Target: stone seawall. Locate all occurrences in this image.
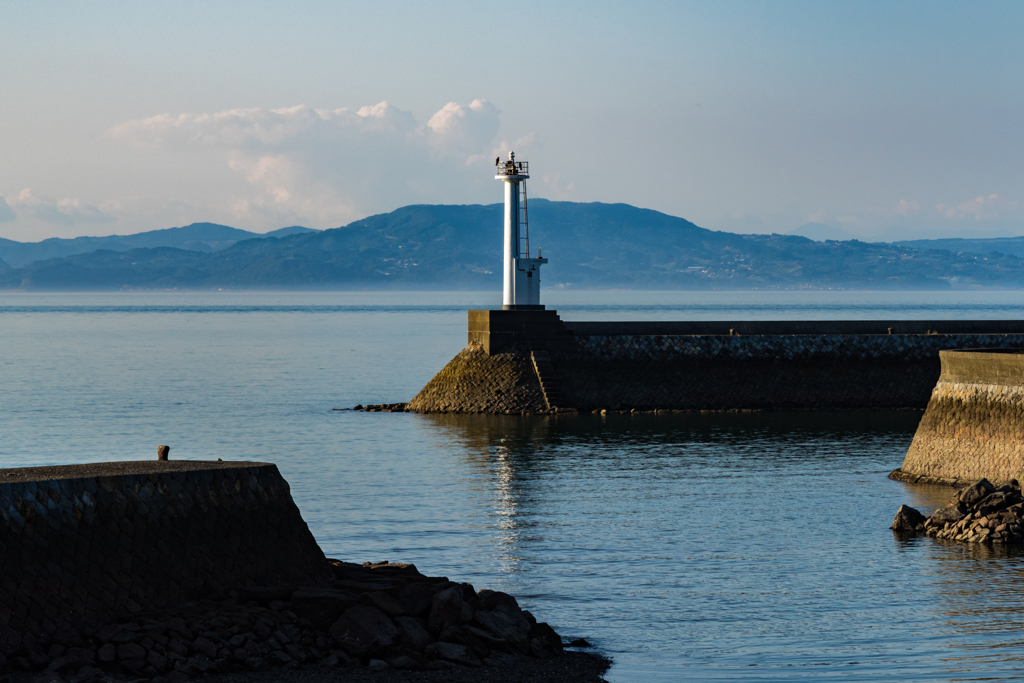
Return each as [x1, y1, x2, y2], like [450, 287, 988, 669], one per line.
[408, 345, 546, 414]
[409, 311, 1024, 414]
[557, 333, 1024, 412]
[898, 350, 1024, 483]
[0, 461, 330, 656]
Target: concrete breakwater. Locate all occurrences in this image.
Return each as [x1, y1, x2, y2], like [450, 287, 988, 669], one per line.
[408, 311, 1024, 414]
[893, 349, 1024, 484]
[0, 461, 588, 679]
[0, 460, 329, 656]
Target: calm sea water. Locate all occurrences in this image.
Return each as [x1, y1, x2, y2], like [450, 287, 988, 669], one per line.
[4, 290, 1024, 681]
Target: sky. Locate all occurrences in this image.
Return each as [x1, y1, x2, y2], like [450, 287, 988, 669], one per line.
[1, 1, 1022, 242]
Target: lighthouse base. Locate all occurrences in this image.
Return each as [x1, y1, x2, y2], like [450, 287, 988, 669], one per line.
[502, 304, 546, 311]
[468, 309, 576, 355]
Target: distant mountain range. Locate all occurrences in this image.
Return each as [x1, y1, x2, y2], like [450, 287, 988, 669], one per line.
[0, 224, 317, 268]
[786, 225, 1024, 259]
[2, 200, 1024, 290]
[786, 222, 863, 242]
[893, 237, 1024, 260]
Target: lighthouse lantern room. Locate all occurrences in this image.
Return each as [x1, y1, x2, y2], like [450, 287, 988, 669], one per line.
[495, 151, 547, 310]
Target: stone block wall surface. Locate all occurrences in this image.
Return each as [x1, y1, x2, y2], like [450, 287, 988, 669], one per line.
[407, 344, 546, 414]
[409, 331, 1024, 414]
[0, 461, 330, 655]
[559, 333, 1024, 412]
[570, 332, 1024, 362]
[901, 350, 1024, 482]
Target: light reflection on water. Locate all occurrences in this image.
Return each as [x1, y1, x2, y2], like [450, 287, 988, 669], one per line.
[4, 291, 1024, 680]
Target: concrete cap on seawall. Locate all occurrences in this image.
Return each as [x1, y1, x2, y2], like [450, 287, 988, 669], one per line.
[0, 459, 272, 483]
[938, 348, 1024, 386]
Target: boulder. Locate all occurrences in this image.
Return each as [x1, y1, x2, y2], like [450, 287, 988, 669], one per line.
[187, 654, 214, 673]
[484, 651, 520, 667]
[121, 658, 147, 673]
[329, 616, 375, 657]
[147, 650, 168, 672]
[529, 622, 564, 654]
[463, 624, 507, 650]
[433, 641, 482, 667]
[194, 636, 219, 660]
[929, 504, 967, 525]
[329, 605, 397, 657]
[474, 609, 530, 653]
[97, 644, 116, 663]
[362, 591, 407, 617]
[959, 479, 995, 507]
[530, 637, 557, 659]
[388, 655, 419, 670]
[977, 490, 1021, 512]
[236, 586, 296, 605]
[45, 651, 93, 674]
[427, 587, 464, 636]
[244, 656, 267, 671]
[117, 643, 146, 661]
[394, 616, 431, 651]
[399, 584, 435, 617]
[476, 590, 521, 614]
[891, 504, 927, 531]
[290, 588, 358, 631]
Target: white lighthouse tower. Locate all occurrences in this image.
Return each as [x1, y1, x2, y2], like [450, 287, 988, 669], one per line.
[495, 151, 547, 309]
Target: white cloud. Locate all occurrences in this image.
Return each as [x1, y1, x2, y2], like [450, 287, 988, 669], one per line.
[110, 100, 512, 227]
[8, 189, 116, 226]
[110, 103, 418, 150]
[937, 193, 1018, 221]
[466, 133, 540, 169]
[895, 199, 920, 215]
[426, 99, 501, 157]
[227, 154, 296, 204]
[489, 133, 536, 162]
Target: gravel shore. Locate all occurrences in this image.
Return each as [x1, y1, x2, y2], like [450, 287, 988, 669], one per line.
[204, 651, 611, 683]
[13, 651, 611, 683]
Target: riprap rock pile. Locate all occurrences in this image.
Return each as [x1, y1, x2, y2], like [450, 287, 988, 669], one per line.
[6, 559, 568, 681]
[891, 478, 1024, 545]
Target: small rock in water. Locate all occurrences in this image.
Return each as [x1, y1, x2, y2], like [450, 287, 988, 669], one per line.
[891, 504, 927, 531]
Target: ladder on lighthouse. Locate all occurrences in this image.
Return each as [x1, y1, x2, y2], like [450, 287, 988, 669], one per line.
[518, 181, 530, 258]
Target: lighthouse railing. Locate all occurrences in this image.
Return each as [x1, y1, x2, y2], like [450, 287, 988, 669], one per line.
[495, 161, 528, 176]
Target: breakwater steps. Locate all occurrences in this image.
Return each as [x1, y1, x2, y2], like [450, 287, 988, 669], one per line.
[530, 349, 566, 411]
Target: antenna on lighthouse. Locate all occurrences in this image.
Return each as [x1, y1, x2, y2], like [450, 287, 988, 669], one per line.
[495, 151, 548, 310]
